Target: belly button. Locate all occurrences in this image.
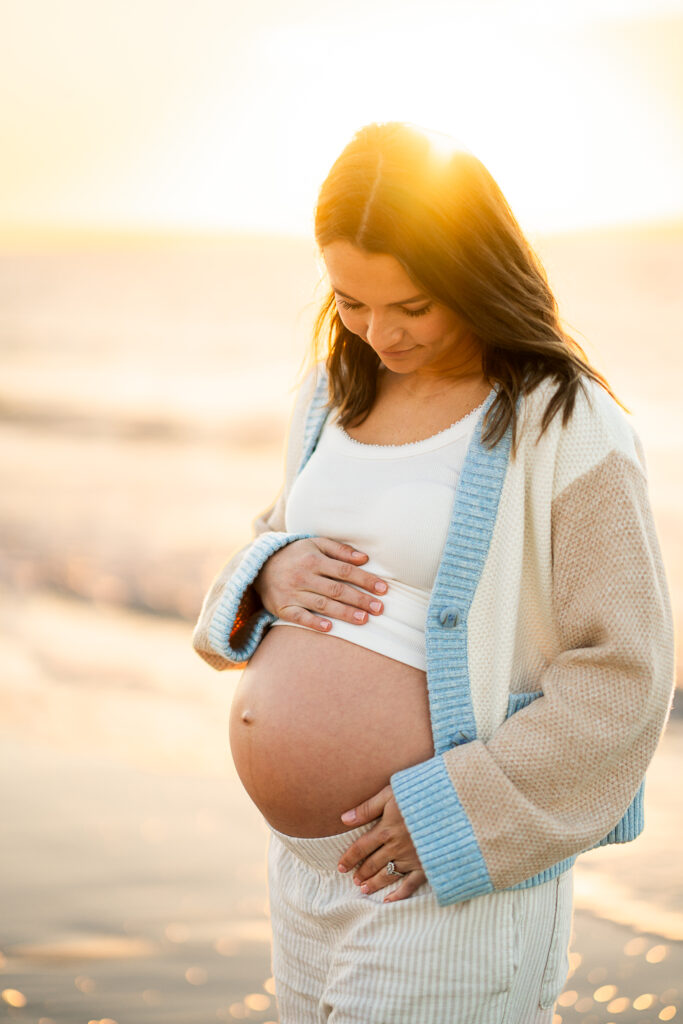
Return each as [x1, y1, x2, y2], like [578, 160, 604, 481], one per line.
[241, 709, 255, 725]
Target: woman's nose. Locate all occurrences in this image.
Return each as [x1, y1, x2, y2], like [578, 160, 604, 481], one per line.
[365, 312, 403, 347]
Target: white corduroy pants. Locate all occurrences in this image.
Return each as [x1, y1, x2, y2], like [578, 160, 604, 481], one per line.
[265, 818, 573, 1024]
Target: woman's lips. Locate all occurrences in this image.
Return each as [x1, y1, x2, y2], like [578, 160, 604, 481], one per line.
[380, 346, 415, 356]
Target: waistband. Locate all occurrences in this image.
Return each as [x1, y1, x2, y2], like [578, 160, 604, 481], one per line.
[266, 816, 382, 871]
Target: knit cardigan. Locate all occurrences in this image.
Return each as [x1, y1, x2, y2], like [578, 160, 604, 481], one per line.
[192, 361, 675, 907]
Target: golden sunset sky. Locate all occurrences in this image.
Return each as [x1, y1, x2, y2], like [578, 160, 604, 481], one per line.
[2, 0, 682, 237]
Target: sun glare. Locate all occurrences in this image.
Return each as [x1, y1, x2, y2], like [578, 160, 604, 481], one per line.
[0, 1, 681, 236]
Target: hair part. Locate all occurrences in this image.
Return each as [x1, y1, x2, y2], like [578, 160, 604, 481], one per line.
[298, 120, 627, 457]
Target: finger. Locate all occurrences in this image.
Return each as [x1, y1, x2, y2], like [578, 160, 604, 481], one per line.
[352, 847, 392, 885]
[279, 583, 381, 633]
[357, 869, 426, 900]
[323, 555, 389, 598]
[337, 819, 387, 874]
[312, 538, 369, 566]
[357, 864, 406, 895]
[303, 578, 385, 626]
[312, 540, 389, 597]
[381, 871, 428, 903]
[278, 603, 334, 633]
[340, 786, 393, 826]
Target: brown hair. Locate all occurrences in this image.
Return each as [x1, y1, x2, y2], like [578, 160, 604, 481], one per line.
[298, 120, 626, 457]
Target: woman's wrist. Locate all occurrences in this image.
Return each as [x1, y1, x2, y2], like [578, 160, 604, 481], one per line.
[252, 568, 265, 599]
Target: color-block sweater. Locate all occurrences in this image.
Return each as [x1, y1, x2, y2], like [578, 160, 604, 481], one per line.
[192, 361, 676, 907]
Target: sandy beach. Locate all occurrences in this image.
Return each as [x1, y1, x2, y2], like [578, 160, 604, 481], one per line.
[1, 227, 681, 1022]
[0, 582, 681, 1023]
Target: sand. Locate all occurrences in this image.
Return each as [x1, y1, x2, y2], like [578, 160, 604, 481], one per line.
[0, 583, 681, 1023]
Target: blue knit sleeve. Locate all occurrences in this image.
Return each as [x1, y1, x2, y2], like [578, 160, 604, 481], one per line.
[206, 529, 317, 664]
[390, 753, 494, 906]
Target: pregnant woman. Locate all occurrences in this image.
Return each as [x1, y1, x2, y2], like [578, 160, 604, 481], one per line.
[192, 122, 675, 1023]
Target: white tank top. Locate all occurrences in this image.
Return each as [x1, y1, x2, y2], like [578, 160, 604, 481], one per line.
[269, 394, 490, 670]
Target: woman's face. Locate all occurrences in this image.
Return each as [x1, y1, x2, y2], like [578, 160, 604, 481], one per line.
[321, 240, 481, 380]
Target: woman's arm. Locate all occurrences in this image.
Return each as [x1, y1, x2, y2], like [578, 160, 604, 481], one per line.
[389, 397, 676, 907]
[191, 362, 322, 671]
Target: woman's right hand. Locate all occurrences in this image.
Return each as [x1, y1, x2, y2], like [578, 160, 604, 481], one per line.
[252, 537, 388, 632]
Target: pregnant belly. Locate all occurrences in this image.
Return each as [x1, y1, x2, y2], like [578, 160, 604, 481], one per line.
[229, 623, 435, 838]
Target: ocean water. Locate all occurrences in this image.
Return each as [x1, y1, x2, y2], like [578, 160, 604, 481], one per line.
[1, 225, 681, 629]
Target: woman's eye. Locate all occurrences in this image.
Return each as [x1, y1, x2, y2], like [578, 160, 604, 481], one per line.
[337, 299, 433, 318]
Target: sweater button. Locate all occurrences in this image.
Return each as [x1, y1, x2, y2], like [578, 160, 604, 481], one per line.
[438, 607, 460, 628]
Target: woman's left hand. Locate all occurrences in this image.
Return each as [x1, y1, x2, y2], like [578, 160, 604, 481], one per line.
[337, 784, 428, 902]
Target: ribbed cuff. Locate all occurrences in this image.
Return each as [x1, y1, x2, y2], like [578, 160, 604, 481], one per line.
[207, 530, 315, 663]
[390, 752, 493, 907]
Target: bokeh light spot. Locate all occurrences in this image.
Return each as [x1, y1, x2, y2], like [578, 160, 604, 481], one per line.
[624, 936, 650, 956]
[185, 966, 208, 985]
[75, 975, 96, 993]
[607, 996, 631, 1013]
[557, 990, 578, 1007]
[244, 992, 270, 1011]
[594, 984, 619, 1002]
[634, 994, 657, 1010]
[2, 989, 27, 1008]
[568, 951, 582, 975]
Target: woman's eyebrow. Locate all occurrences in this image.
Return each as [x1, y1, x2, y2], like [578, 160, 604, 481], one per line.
[332, 287, 428, 306]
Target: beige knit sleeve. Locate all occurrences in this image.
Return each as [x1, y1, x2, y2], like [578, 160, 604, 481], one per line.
[191, 361, 322, 671]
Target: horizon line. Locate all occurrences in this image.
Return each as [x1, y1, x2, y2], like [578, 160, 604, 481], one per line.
[1, 214, 683, 248]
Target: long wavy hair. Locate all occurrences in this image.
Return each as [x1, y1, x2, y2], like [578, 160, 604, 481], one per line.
[299, 120, 625, 457]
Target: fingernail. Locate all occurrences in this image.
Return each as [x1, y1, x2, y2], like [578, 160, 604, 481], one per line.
[374, 581, 387, 593]
[352, 550, 365, 558]
[338, 863, 347, 873]
[369, 601, 382, 613]
[341, 810, 356, 823]
[360, 884, 369, 894]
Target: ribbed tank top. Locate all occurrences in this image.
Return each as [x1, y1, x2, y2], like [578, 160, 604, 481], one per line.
[269, 392, 493, 670]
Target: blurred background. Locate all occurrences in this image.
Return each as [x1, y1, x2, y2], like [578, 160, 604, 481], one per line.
[1, 1, 682, 1022]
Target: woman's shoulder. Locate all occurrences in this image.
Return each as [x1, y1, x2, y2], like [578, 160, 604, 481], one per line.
[286, 360, 328, 428]
[279, 360, 329, 477]
[519, 373, 647, 486]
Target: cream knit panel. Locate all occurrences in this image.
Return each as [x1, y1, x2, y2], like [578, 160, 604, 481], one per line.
[467, 375, 647, 744]
[548, 375, 645, 497]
